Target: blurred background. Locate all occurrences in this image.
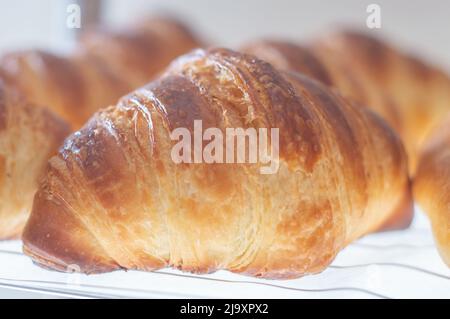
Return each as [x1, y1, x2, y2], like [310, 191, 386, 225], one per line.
[0, 0, 449, 69]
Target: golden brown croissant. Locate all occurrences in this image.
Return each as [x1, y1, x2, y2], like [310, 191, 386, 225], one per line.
[242, 32, 450, 174]
[414, 116, 450, 267]
[22, 48, 411, 278]
[0, 83, 70, 239]
[0, 17, 201, 128]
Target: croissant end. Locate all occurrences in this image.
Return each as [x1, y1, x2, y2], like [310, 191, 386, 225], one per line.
[22, 177, 120, 274]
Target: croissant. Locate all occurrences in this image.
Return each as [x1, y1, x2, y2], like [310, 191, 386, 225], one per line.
[0, 83, 70, 239]
[241, 32, 450, 174]
[0, 17, 201, 128]
[22, 48, 411, 278]
[0, 50, 130, 128]
[79, 16, 202, 88]
[414, 116, 450, 267]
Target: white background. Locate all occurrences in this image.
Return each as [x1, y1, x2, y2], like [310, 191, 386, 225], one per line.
[0, 0, 449, 68]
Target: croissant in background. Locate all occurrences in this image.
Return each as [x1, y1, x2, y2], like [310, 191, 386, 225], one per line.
[0, 83, 70, 239]
[80, 16, 203, 88]
[23, 48, 411, 278]
[414, 116, 450, 267]
[0, 16, 201, 128]
[0, 50, 130, 128]
[242, 31, 450, 174]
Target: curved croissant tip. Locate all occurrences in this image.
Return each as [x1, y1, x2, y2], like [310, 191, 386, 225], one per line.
[22, 185, 120, 274]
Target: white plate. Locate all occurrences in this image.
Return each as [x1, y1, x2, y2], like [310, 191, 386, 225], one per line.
[0, 207, 448, 299]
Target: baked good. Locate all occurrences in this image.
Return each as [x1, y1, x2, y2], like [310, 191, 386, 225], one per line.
[80, 16, 202, 88]
[414, 115, 450, 267]
[0, 17, 201, 128]
[22, 49, 411, 278]
[0, 50, 130, 128]
[242, 32, 450, 173]
[0, 83, 70, 239]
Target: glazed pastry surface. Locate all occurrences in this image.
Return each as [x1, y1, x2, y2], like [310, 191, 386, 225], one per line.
[22, 48, 411, 278]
